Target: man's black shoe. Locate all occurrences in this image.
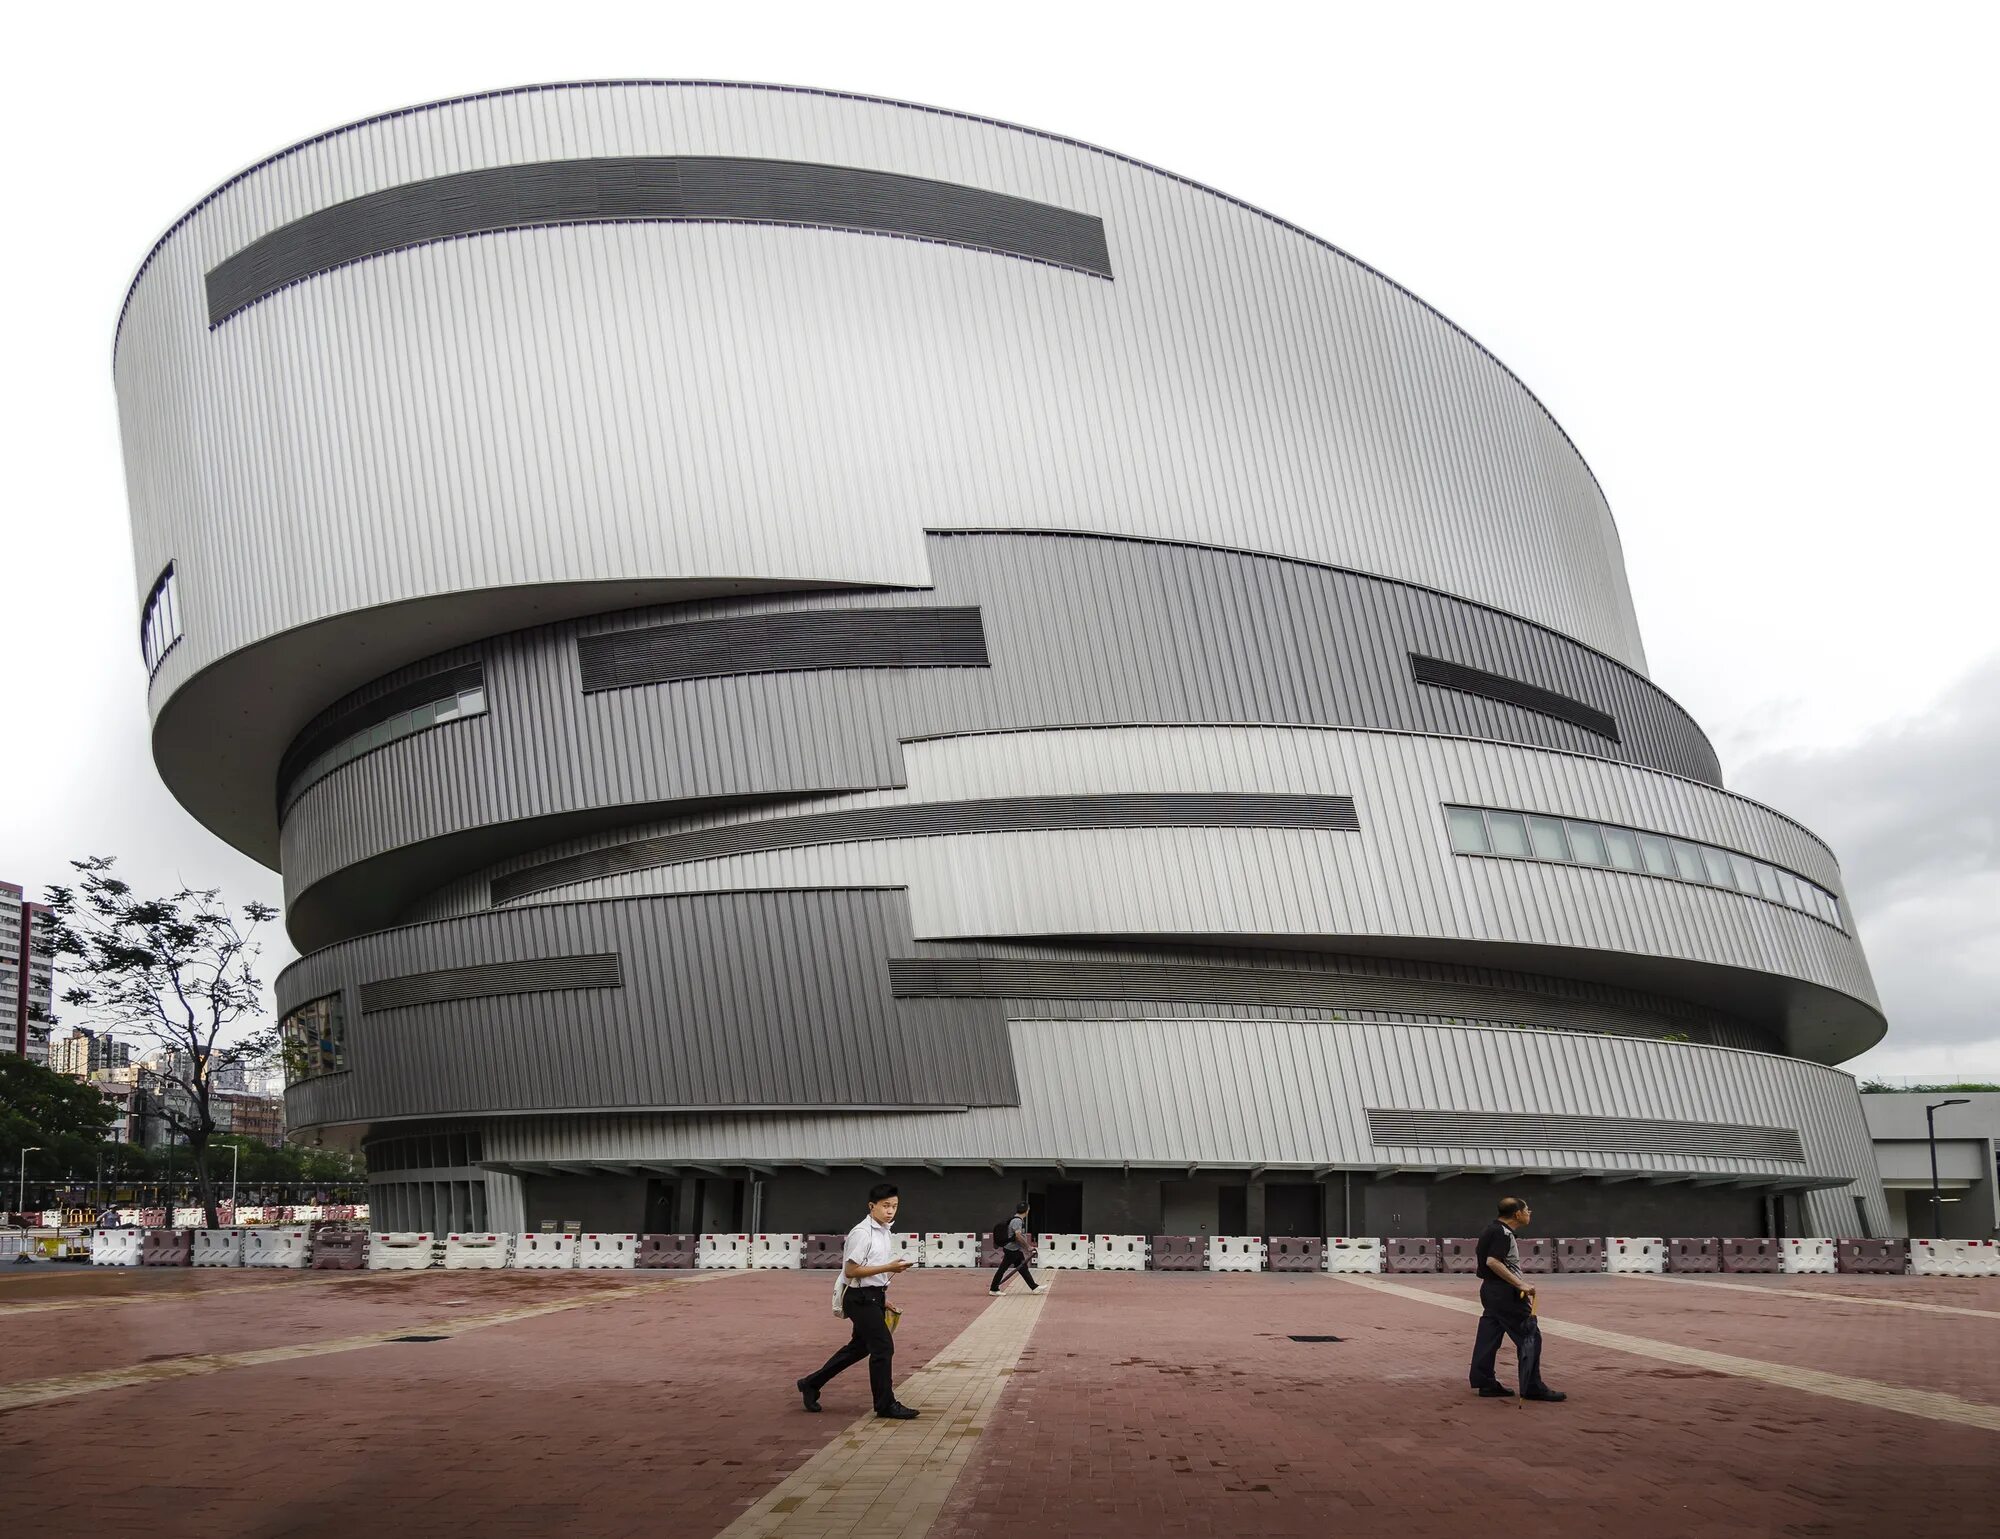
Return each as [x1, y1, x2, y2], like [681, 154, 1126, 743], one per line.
[1522, 1389, 1567, 1402]
[1475, 1384, 1515, 1398]
[876, 1403, 921, 1420]
[796, 1377, 821, 1413]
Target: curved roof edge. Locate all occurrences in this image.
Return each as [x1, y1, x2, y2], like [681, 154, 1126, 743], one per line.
[113, 78, 1620, 532]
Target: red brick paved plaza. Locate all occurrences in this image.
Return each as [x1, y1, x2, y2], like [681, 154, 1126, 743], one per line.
[2, 1265, 1994, 1537]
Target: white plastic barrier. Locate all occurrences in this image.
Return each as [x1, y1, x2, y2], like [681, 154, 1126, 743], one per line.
[1091, 1234, 1148, 1271]
[1780, 1238, 1838, 1275]
[923, 1232, 979, 1268]
[191, 1228, 245, 1267]
[91, 1228, 143, 1266]
[1606, 1237, 1667, 1274]
[1324, 1237, 1384, 1273]
[367, 1232, 438, 1271]
[889, 1232, 924, 1267]
[577, 1233, 639, 1270]
[1036, 1233, 1090, 1270]
[1208, 1236, 1265, 1273]
[1910, 1237, 2000, 1277]
[513, 1232, 579, 1270]
[243, 1228, 312, 1268]
[736, 1232, 794, 1269]
[698, 1233, 751, 1270]
[442, 1233, 513, 1270]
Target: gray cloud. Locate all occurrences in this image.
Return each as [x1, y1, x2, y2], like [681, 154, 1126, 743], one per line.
[1734, 654, 2000, 1061]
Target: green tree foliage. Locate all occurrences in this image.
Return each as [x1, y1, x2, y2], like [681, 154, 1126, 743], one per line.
[38, 857, 277, 1227]
[1859, 1081, 2000, 1094]
[0, 1054, 116, 1174]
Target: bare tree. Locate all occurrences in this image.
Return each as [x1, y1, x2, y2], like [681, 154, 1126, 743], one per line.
[37, 857, 277, 1228]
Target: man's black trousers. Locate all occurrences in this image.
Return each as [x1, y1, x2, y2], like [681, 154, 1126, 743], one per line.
[991, 1248, 1038, 1292]
[1469, 1297, 1547, 1394]
[804, 1288, 896, 1412]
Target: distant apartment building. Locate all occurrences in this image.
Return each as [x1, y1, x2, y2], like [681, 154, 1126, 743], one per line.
[1, 882, 56, 1064]
[52, 1027, 132, 1078]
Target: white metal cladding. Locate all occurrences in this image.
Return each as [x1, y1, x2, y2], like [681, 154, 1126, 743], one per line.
[119, 83, 1646, 862]
[454, 726, 1877, 1057]
[479, 1017, 1889, 1238]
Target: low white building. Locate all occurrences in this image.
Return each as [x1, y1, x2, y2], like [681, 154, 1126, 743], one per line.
[1862, 1091, 2000, 1240]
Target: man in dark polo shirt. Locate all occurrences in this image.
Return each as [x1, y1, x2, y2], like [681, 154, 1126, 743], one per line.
[1469, 1196, 1565, 1402]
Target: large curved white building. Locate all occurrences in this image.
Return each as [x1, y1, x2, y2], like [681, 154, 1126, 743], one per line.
[115, 82, 1888, 1241]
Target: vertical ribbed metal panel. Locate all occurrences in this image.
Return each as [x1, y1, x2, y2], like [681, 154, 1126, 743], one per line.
[278, 889, 1017, 1127]
[427, 725, 1875, 1033]
[465, 1016, 1888, 1234]
[123, 82, 1648, 799]
[278, 534, 1716, 929]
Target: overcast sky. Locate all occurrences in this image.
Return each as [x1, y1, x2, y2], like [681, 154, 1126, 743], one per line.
[3, 4, 1993, 1081]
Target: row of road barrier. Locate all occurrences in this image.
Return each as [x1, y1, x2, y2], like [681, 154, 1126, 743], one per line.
[84, 1228, 2000, 1276]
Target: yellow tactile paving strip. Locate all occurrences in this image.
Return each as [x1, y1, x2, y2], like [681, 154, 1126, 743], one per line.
[1619, 1272, 2000, 1319]
[715, 1277, 1055, 1538]
[0, 1271, 738, 1412]
[1327, 1273, 2000, 1433]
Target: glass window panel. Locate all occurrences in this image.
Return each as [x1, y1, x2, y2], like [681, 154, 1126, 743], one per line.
[1565, 821, 1610, 866]
[1774, 870, 1803, 909]
[1669, 841, 1706, 881]
[1755, 863, 1784, 902]
[1447, 807, 1491, 853]
[1822, 891, 1843, 927]
[1603, 826, 1644, 870]
[431, 696, 461, 723]
[1638, 834, 1674, 875]
[1728, 853, 1760, 892]
[1692, 846, 1727, 884]
[461, 687, 486, 714]
[1527, 816, 1571, 861]
[1486, 812, 1531, 857]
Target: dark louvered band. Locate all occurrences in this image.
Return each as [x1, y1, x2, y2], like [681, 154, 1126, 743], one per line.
[1410, 654, 1619, 742]
[886, 958, 1711, 1040]
[493, 792, 1360, 904]
[206, 156, 1113, 325]
[360, 953, 623, 1013]
[580, 606, 989, 692]
[279, 662, 485, 805]
[1366, 1107, 1805, 1163]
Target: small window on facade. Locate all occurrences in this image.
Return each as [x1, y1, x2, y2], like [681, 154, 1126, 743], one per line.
[280, 993, 346, 1081]
[1727, 852, 1761, 893]
[1527, 816, 1571, 861]
[1565, 821, 1610, 866]
[1674, 842, 1712, 883]
[140, 564, 184, 677]
[1486, 811, 1531, 857]
[1754, 863, 1784, 903]
[1603, 826, 1644, 871]
[1447, 807, 1492, 853]
[1638, 834, 1675, 876]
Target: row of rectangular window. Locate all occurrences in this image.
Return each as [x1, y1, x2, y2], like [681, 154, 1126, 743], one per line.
[366, 1131, 484, 1172]
[140, 565, 183, 677]
[284, 685, 487, 807]
[1444, 805, 1844, 930]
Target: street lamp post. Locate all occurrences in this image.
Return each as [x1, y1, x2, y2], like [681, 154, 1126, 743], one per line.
[229, 1143, 241, 1210]
[16, 1147, 40, 1217]
[1925, 1098, 1971, 1240]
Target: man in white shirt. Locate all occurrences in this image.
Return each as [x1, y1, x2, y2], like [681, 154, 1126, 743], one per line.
[797, 1183, 920, 1419]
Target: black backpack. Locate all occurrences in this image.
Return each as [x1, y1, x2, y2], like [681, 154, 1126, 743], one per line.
[992, 1217, 1013, 1248]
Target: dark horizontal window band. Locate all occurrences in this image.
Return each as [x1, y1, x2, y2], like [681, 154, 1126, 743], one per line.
[492, 791, 1360, 905]
[206, 156, 1113, 326]
[1366, 1108, 1805, 1164]
[1410, 654, 1619, 742]
[360, 952, 623, 1013]
[886, 958, 1714, 1041]
[278, 662, 485, 804]
[580, 606, 989, 693]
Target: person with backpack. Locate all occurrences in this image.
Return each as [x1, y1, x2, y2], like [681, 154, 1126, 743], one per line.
[989, 1200, 1039, 1294]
